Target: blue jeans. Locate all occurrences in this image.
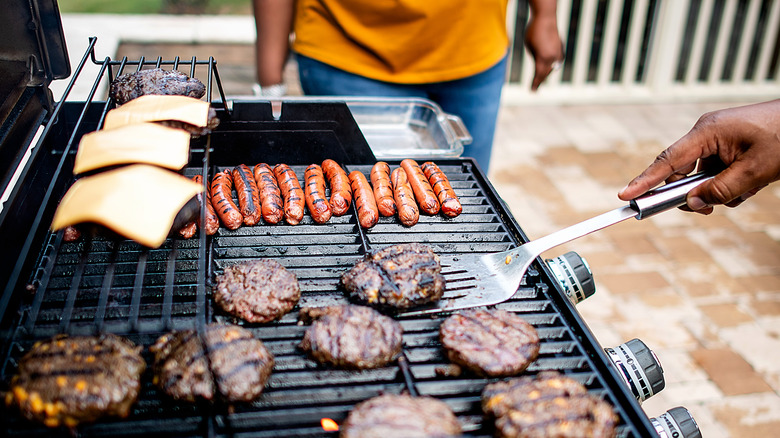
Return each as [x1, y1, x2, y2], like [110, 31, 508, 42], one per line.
[296, 54, 508, 173]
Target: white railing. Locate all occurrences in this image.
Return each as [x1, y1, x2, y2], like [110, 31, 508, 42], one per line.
[504, 0, 780, 105]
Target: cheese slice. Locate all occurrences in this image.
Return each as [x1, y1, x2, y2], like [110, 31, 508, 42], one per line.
[51, 165, 202, 248]
[103, 95, 210, 130]
[73, 123, 191, 174]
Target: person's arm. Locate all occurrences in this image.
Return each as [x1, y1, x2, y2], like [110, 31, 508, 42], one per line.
[617, 99, 780, 214]
[254, 0, 295, 92]
[525, 0, 565, 91]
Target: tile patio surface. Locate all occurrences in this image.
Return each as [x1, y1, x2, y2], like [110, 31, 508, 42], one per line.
[58, 14, 780, 437]
[491, 102, 780, 438]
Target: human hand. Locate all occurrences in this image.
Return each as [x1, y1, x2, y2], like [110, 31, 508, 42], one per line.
[618, 100, 780, 214]
[524, 14, 564, 91]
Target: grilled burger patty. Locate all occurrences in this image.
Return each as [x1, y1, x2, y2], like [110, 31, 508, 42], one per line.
[151, 323, 274, 403]
[341, 243, 445, 310]
[482, 371, 618, 438]
[110, 68, 206, 105]
[157, 106, 220, 137]
[439, 309, 540, 377]
[5, 334, 145, 428]
[299, 305, 403, 369]
[340, 393, 462, 438]
[214, 259, 300, 323]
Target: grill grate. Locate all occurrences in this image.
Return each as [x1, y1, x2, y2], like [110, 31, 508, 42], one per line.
[2, 161, 647, 437]
[0, 38, 655, 437]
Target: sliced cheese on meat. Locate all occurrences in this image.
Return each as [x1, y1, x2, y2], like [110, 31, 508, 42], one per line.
[104, 95, 210, 130]
[51, 165, 202, 248]
[73, 123, 191, 174]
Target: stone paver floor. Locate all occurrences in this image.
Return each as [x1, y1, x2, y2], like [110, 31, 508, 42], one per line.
[491, 102, 780, 438]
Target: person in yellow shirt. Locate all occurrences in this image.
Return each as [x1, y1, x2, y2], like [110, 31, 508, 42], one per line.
[254, 0, 564, 172]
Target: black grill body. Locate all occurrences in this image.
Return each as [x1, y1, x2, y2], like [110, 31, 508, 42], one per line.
[0, 36, 657, 437]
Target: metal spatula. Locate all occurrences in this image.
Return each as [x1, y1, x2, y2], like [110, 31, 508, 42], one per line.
[400, 173, 712, 316]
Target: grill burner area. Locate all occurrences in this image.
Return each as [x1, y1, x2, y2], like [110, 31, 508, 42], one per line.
[0, 38, 655, 437]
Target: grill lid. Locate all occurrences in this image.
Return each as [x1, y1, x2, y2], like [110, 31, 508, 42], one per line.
[0, 0, 70, 199]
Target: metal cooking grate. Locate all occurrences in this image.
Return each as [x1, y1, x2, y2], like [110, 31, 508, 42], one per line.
[1, 161, 645, 437]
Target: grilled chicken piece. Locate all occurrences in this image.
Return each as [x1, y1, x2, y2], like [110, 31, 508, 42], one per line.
[6, 334, 145, 429]
[151, 323, 274, 403]
[440, 309, 540, 377]
[214, 259, 301, 323]
[341, 243, 445, 310]
[299, 305, 403, 369]
[482, 371, 619, 438]
[340, 394, 462, 438]
[110, 68, 206, 105]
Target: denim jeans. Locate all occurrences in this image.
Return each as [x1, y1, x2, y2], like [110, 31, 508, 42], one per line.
[296, 53, 508, 173]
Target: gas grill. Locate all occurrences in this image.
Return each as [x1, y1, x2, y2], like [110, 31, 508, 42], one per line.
[0, 3, 662, 437]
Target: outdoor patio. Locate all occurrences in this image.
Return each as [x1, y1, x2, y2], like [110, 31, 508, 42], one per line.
[55, 12, 780, 437]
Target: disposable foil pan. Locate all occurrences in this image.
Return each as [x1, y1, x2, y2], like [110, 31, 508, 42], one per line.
[233, 96, 470, 160]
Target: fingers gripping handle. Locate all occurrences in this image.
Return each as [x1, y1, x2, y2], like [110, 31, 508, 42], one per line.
[630, 173, 714, 219]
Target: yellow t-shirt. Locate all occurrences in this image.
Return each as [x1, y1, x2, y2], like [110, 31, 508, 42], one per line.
[291, 0, 509, 84]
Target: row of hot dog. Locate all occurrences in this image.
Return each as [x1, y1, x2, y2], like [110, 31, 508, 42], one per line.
[181, 159, 462, 237]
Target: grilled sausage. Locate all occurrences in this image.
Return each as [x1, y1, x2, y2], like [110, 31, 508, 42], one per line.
[304, 164, 332, 224]
[421, 161, 462, 218]
[197, 174, 221, 235]
[232, 164, 262, 226]
[400, 159, 440, 215]
[179, 221, 197, 239]
[390, 168, 420, 227]
[348, 170, 379, 229]
[63, 225, 82, 242]
[321, 159, 352, 216]
[273, 164, 305, 225]
[253, 163, 284, 224]
[370, 161, 397, 217]
[210, 170, 243, 230]
[180, 174, 219, 237]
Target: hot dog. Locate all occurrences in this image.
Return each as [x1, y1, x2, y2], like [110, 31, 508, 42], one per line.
[348, 170, 379, 229]
[421, 161, 462, 218]
[370, 161, 397, 217]
[178, 221, 197, 239]
[273, 164, 305, 225]
[63, 225, 82, 242]
[390, 167, 419, 227]
[196, 174, 220, 235]
[321, 159, 352, 216]
[232, 164, 262, 226]
[210, 169, 243, 230]
[400, 159, 440, 215]
[304, 164, 332, 224]
[253, 163, 284, 224]
[179, 175, 219, 237]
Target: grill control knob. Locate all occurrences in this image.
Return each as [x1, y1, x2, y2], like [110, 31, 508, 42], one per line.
[546, 251, 595, 304]
[650, 406, 702, 438]
[605, 338, 665, 403]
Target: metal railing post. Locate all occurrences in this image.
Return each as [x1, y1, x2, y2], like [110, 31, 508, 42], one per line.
[645, 0, 690, 100]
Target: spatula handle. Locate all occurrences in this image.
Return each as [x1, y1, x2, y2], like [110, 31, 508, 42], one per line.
[630, 172, 713, 219]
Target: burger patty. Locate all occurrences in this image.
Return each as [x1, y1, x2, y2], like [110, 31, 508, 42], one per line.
[151, 323, 274, 403]
[439, 309, 540, 377]
[110, 68, 206, 105]
[341, 243, 445, 310]
[340, 393, 462, 438]
[157, 106, 220, 137]
[299, 305, 403, 369]
[482, 371, 618, 438]
[214, 259, 300, 323]
[5, 334, 145, 429]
